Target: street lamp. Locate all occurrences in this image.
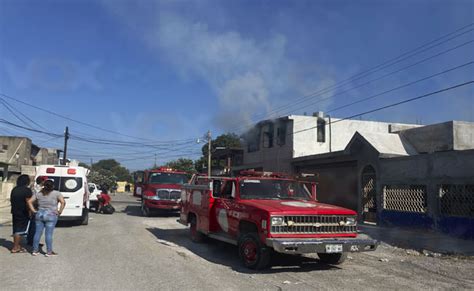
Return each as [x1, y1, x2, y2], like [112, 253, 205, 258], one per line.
[196, 131, 212, 177]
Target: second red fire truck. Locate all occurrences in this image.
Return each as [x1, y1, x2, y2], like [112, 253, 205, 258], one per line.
[134, 167, 189, 216]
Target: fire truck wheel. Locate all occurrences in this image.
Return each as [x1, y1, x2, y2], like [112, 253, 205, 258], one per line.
[141, 200, 151, 217]
[238, 233, 271, 270]
[317, 252, 347, 265]
[189, 216, 205, 243]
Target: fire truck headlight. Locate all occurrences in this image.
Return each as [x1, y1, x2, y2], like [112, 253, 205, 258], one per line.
[144, 195, 159, 200]
[271, 216, 285, 226]
[345, 217, 357, 226]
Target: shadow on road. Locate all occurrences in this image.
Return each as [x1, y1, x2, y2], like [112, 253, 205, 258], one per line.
[146, 227, 339, 273]
[123, 205, 180, 218]
[0, 238, 13, 251]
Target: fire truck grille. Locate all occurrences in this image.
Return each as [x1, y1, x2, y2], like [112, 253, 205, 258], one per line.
[270, 215, 357, 234]
[170, 190, 181, 200]
[156, 189, 181, 200]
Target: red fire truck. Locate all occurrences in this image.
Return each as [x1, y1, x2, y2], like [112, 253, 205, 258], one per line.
[133, 167, 189, 216]
[179, 171, 378, 269]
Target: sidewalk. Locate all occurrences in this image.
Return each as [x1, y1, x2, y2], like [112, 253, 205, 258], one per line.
[360, 224, 474, 256]
[0, 204, 11, 226]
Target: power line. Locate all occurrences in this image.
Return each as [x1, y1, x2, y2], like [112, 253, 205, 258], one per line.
[0, 92, 198, 143]
[225, 22, 474, 133]
[0, 97, 47, 130]
[256, 24, 474, 119]
[0, 119, 201, 156]
[286, 40, 474, 121]
[0, 119, 63, 138]
[69, 133, 195, 147]
[326, 60, 474, 114]
[291, 80, 474, 136]
[0, 98, 34, 128]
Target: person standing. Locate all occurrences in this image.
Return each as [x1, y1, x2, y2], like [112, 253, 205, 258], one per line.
[10, 174, 33, 253]
[27, 179, 66, 256]
[27, 176, 47, 246]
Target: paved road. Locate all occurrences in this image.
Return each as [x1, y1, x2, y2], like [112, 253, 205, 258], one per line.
[1, 193, 473, 290]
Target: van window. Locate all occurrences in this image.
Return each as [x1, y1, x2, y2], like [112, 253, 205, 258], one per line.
[43, 176, 83, 193]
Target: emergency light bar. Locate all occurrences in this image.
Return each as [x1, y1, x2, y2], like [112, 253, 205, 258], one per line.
[239, 170, 290, 178]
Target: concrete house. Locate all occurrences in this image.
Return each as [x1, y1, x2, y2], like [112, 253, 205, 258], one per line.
[0, 136, 60, 181]
[239, 113, 419, 173]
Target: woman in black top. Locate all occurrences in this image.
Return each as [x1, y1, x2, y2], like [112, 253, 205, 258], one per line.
[10, 174, 33, 253]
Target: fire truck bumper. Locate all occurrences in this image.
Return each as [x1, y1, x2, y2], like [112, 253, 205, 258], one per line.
[266, 238, 378, 254]
[144, 200, 181, 210]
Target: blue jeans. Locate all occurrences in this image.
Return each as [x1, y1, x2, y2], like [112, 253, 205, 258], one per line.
[33, 210, 58, 253]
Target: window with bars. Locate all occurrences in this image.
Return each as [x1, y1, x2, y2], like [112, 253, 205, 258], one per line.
[383, 185, 427, 213]
[439, 184, 474, 218]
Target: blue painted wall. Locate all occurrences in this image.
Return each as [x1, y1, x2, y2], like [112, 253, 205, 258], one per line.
[438, 217, 474, 239]
[379, 210, 474, 240]
[379, 210, 434, 229]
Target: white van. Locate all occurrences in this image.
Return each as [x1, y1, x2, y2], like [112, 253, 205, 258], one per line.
[88, 183, 102, 211]
[35, 165, 90, 225]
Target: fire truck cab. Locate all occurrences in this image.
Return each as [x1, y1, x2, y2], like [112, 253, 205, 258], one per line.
[179, 171, 378, 269]
[134, 167, 188, 216]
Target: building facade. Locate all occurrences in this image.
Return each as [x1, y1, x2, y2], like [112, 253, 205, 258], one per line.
[292, 121, 474, 239]
[240, 113, 419, 173]
[0, 136, 60, 182]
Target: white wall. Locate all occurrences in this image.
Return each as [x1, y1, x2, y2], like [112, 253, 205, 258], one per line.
[241, 115, 418, 172]
[292, 116, 414, 158]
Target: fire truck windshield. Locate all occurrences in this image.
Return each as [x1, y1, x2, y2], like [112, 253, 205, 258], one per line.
[239, 179, 312, 200]
[148, 172, 188, 184]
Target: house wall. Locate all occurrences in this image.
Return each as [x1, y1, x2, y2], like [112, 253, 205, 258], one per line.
[292, 116, 416, 158]
[294, 143, 474, 239]
[242, 120, 294, 173]
[0, 137, 32, 173]
[294, 159, 359, 211]
[378, 150, 474, 239]
[34, 148, 59, 165]
[453, 121, 474, 150]
[399, 121, 455, 153]
[242, 115, 417, 173]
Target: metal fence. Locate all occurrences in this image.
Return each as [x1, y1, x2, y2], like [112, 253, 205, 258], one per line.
[439, 184, 474, 218]
[383, 185, 427, 213]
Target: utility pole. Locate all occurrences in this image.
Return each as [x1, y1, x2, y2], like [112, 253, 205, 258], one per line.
[62, 126, 69, 165]
[90, 158, 93, 168]
[207, 130, 211, 177]
[154, 154, 157, 169]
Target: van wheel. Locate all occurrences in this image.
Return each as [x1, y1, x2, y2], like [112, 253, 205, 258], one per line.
[81, 208, 89, 225]
[141, 200, 150, 217]
[189, 216, 205, 243]
[238, 233, 271, 270]
[317, 253, 347, 265]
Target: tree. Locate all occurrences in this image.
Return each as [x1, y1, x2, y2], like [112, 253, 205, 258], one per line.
[92, 159, 120, 171]
[195, 133, 241, 173]
[88, 169, 116, 190]
[165, 158, 197, 175]
[78, 162, 90, 169]
[90, 159, 132, 185]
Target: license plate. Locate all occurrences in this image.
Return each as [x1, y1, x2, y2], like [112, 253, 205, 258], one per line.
[325, 244, 343, 253]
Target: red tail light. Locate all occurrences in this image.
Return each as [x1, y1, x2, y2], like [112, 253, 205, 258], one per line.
[67, 169, 76, 175]
[46, 168, 55, 174]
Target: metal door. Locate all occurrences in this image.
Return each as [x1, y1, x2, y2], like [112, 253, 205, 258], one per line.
[361, 166, 377, 223]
